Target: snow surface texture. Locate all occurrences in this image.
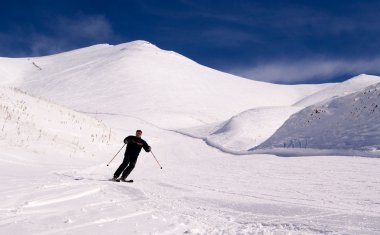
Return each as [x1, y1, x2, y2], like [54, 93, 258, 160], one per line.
[1, 41, 380, 234]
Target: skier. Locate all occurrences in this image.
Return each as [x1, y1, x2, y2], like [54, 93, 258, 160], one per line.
[112, 130, 151, 182]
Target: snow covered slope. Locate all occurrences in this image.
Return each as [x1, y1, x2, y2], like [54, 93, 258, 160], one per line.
[179, 74, 380, 153]
[0, 41, 326, 129]
[254, 82, 380, 156]
[0, 87, 120, 157]
[179, 106, 303, 152]
[1, 109, 379, 235]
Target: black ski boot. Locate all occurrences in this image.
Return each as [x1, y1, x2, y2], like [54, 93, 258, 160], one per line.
[111, 177, 120, 182]
[121, 178, 134, 183]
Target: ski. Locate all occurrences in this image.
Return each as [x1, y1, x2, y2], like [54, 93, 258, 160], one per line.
[110, 178, 133, 183]
[121, 179, 134, 183]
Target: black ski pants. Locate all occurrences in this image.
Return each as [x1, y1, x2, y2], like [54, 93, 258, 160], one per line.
[114, 154, 138, 179]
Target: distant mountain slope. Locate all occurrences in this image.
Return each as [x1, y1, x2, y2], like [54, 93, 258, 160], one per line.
[0, 41, 326, 129]
[254, 82, 380, 154]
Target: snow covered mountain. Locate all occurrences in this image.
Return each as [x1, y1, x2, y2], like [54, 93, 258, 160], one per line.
[1, 41, 380, 234]
[254, 82, 380, 156]
[2, 41, 380, 154]
[1, 40, 325, 129]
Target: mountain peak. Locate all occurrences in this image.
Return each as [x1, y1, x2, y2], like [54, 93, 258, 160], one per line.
[114, 40, 160, 51]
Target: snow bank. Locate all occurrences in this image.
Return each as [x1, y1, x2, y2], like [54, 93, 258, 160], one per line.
[179, 106, 303, 152]
[0, 87, 120, 157]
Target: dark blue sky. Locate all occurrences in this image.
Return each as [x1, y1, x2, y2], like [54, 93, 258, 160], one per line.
[1, 0, 380, 84]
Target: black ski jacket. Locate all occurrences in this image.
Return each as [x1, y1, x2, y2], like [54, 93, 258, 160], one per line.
[124, 136, 151, 157]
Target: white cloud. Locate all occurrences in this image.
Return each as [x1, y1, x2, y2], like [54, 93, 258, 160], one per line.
[30, 35, 66, 56]
[228, 57, 380, 84]
[1, 14, 116, 57]
[32, 14, 115, 55]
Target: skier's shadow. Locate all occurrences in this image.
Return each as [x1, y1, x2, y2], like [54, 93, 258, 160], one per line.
[56, 172, 111, 182]
[73, 177, 110, 182]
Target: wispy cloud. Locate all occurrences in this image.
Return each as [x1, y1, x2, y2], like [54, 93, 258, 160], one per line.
[228, 57, 380, 84]
[136, 0, 380, 54]
[157, 1, 380, 38]
[0, 14, 116, 57]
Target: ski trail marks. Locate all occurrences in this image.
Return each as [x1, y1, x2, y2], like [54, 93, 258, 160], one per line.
[24, 187, 101, 208]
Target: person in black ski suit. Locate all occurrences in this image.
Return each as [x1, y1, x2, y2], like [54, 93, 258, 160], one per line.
[113, 130, 151, 181]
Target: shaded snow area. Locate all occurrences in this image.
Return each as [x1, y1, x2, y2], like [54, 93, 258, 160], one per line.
[1, 41, 380, 234]
[255, 83, 380, 157]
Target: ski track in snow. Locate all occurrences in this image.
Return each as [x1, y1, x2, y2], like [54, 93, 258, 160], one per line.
[23, 187, 101, 208]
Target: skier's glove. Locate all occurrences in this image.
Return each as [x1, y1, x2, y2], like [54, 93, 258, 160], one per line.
[148, 146, 151, 152]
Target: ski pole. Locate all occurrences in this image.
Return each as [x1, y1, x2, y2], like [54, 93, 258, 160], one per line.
[106, 144, 126, 166]
[150, 150, 163, 169]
